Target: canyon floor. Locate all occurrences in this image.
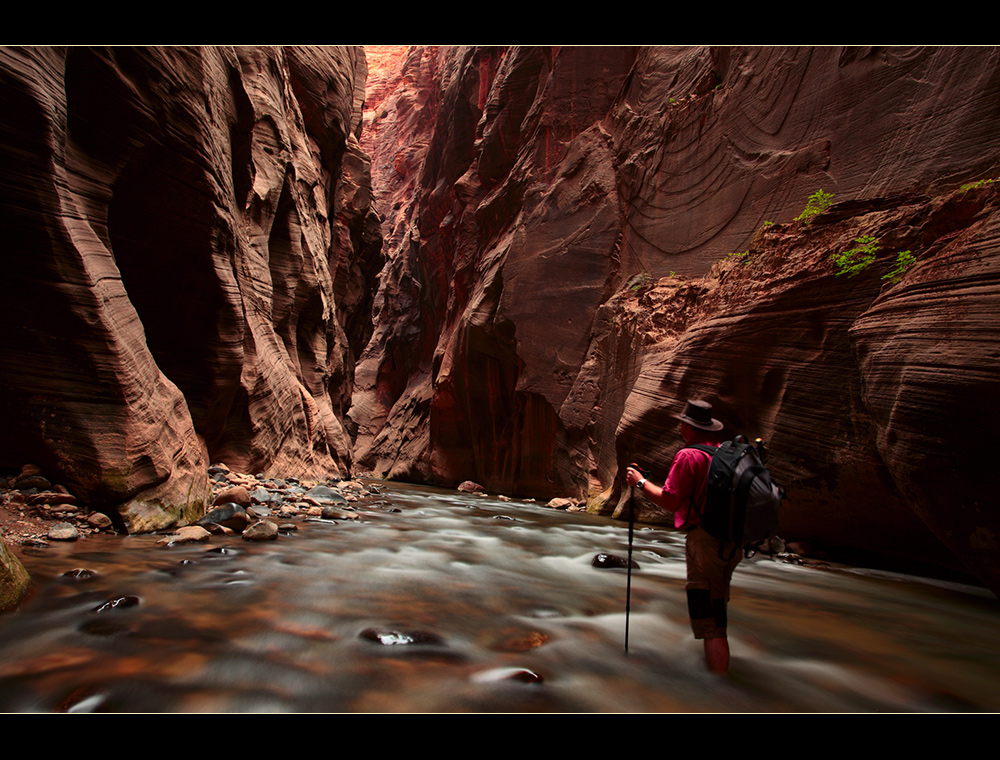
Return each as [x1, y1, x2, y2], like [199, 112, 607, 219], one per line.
[0, 507, 67, 548]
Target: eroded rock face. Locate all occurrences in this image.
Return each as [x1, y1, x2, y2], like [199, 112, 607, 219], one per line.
[851, 186, 1000, 591]
[0, 46, 380, 531]
[611, 186, 1000, 588]
[355, 46, 1000, 590]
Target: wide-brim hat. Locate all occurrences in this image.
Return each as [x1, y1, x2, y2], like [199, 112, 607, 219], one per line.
[674, 399, 724, 431]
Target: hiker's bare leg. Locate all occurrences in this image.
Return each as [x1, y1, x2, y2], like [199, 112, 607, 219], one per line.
[704, 636, 730, 674]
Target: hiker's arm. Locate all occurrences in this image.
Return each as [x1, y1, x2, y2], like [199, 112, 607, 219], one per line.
[626, 466, 684, 511]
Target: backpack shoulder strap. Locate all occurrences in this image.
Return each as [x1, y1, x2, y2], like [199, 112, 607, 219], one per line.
[683, 444, 717, 457]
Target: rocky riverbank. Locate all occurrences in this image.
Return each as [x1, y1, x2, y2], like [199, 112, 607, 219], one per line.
[166, 464, 387, 545]
[0, 461, 395, 609]
[0, 464, 116, 547]
[0, 461, 808, 566]
[0, 462, 389, 549]
[0, 459, 597, 549]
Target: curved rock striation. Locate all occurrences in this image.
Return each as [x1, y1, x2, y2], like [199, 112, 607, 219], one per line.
[612, 186, 1000, 585]
[0, 46, 380, 532]
[850, 184, 1000, 591]
[355, 46, 1000, 590]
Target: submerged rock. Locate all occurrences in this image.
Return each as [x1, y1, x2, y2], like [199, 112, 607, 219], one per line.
[62, 568, 98, 580]
[359, 627, 445, 646]
[92, 595, 140, 613]
[79, 620, 132, 637]
[319, 506, 358, 521]
[471, 667, 543, 684]
[591, 552, 638, 570]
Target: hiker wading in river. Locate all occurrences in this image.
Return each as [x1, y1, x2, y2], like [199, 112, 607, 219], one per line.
[625, 399, 741, 675]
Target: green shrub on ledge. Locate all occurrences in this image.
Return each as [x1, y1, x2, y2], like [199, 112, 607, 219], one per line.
[796, 189, 835, 223]
[959, 177, 996, 192]
[882, 250, 916, 285]
[832, 235, 879, 278]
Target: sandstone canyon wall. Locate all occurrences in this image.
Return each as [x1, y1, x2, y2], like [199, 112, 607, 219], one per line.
[354, 46, 1000, 592]
[0, 46, 382, 532]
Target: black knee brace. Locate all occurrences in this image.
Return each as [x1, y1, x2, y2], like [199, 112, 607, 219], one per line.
[687, 589, 727, 627]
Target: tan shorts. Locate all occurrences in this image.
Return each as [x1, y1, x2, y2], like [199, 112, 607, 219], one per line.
[685, 527, 742, 639]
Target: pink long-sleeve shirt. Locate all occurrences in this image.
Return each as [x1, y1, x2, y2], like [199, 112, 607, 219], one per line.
[663, 443, 718, 530]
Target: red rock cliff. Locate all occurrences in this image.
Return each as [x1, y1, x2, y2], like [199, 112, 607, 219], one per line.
[354, 46, 1000, 592]
[0, 46, 382, 532]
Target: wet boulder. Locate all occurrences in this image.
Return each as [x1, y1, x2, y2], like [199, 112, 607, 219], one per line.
[242, 520, 279, 541]
[213, 486, 252, 509]
[303, 485, 348, 505]
[47, 522, 79, 541]
[320, 506, 358, 521]
[92, 595, 140, 613]
[62, 568, 98, 580]
[591, 552, 639, 569]
[360, 627, 445, 646]
[87, 512, 114, 530]
[14, 465, 51, 492]
[174, 525, 212, 543]
[0, 539, 31, 611]
[249, 487, 281, 506]
[546, 498, 576, 510]
[196, 503, 251, 533]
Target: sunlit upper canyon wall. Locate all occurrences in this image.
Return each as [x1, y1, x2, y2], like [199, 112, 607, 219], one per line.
[2, 46, 999, 596]
[353, 46, 1000, 594]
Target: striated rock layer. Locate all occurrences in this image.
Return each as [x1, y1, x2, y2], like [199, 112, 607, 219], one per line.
[0, 46, 382, 532]
[354, 46, 1000, 592]
[611, 184, 1000, 590]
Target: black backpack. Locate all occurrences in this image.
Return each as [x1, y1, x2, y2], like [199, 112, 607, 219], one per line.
[685, 435, 783, 553]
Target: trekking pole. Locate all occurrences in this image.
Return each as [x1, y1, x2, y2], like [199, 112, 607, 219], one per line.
[625, 463, 647, 655]
[625, 482, 634, 654]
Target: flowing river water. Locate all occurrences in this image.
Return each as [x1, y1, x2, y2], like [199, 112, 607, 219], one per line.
[1, 481, 998, 713]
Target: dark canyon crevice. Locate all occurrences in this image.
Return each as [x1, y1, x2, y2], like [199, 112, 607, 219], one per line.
[1, 45, 999, 599]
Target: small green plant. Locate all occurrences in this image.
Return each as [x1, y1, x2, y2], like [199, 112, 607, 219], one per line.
[832, 235, 880, 278]
[796, 189, 835, 224]
[725, 250, 750, 262]
[960, 177, 997, 192]
[882, 250, 916, 285]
